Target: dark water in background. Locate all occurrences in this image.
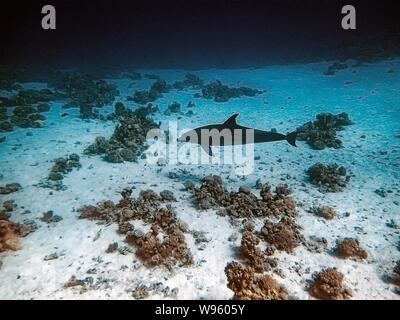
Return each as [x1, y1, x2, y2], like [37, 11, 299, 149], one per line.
[1, 0, 400, 71]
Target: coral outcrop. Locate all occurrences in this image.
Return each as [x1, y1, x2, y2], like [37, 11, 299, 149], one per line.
[239, 229, 277, 272]
[84, 102, 159, 163]
[0, 220, 21, 252]
[309, 268, 352, 300]
[192, 176, 297, 219]
[42, 154, 81, 190]
[0, 183, 22, 195]
[334, 238, 368, 260]
[307, 163, 349, 192]
[225, 261, 288, 300]
[164, 101, 181, 115]
[260, 217, 303, 253]
[126, 208, 193, 269]
[323, 62, 348, 76]
[128, 79, 170, 104]
[172, 73, 203, 90]
[201, 80, 264, 102]
[296, 112, 353, 150]
[0, 216, 37, 252]
[311, 206, 337, 220]
[79, 188, 193, 269]
[49, 72, 119, 119]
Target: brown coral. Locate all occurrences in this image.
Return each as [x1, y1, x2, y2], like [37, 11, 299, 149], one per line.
[309, 268, 352, 300]
[79, 189, 193, 269]
[311, 206, 336, 220]
[225, 261, 288, 300]
[0, 220, 21, 252]
[334, 238, 368, 260]
[126, 208, 193, 269]
[239, 230, 276, 272]
[260, 217, 303, 253]
[193, 176, 297, 219]
[307, 163, 348, 193]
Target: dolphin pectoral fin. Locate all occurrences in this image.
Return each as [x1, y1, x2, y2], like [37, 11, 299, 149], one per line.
[223, 113, 239, 127]
[200, 144, 213, 156]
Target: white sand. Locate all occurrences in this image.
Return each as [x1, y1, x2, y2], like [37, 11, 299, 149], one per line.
[0, 59, 399, 299]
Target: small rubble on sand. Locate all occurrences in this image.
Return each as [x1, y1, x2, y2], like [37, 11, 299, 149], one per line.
[310, 206, 337, 220]
[39, 154, 81, 190]
[307, 163, 349, 193]
[0, 183, 22, 195]
[296, 112, 353, 150]
[79, 188, 193, 270]
[323, 62, 348, 76]
[40, 211, 63, 224]
[224, 261, 288, 300]
[333, 238, 368, 260]
[308, 268, 352, 300]
[84, 102, 159, 163]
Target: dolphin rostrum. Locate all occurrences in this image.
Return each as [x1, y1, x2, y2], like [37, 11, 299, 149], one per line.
[178, 113, 297, 156]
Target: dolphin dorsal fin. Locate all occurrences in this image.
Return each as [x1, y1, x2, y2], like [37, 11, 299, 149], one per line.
[223, 113, 239, 127]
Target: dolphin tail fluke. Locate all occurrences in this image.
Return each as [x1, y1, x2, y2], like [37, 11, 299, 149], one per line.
[286, 131, 297, 147]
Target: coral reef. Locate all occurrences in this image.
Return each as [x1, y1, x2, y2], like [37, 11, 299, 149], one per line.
[334, 238, 368, 260]
[0, 183, 22, 195]
[307, 163, 349, 192]
[200, 80, 264, 102]
[0, 88, 58, 131]
[225, 261, 288, 300]
[164, 101, 181, 115]
[0, 79, 21, 91]
[10, 105, 46, 129]
[129, 79, 170, 104]
[49, 72, 119, 119]
[311, 206, 337, 220]
[260, 217, 303, 253]
[296, 112, 353, 150]
[172, 73, 204, 90]
[10, 89, 55, 105]
[79, 188, 193, 269]
[84, 102, 159, 163]
[309, 268, 352, 300]
[192, 176, 297, 219]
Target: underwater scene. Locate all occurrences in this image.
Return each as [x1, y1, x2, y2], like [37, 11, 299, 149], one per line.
[0, 0, 400, 301]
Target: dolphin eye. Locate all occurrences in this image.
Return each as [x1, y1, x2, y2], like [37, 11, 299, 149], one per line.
[186, 136, 190, 142]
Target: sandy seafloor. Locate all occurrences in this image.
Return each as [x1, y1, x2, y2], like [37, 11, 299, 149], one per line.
[0, 59, 399, 300]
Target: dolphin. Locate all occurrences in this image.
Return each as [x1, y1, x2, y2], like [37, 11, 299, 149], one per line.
[178, 113, 297, 156]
